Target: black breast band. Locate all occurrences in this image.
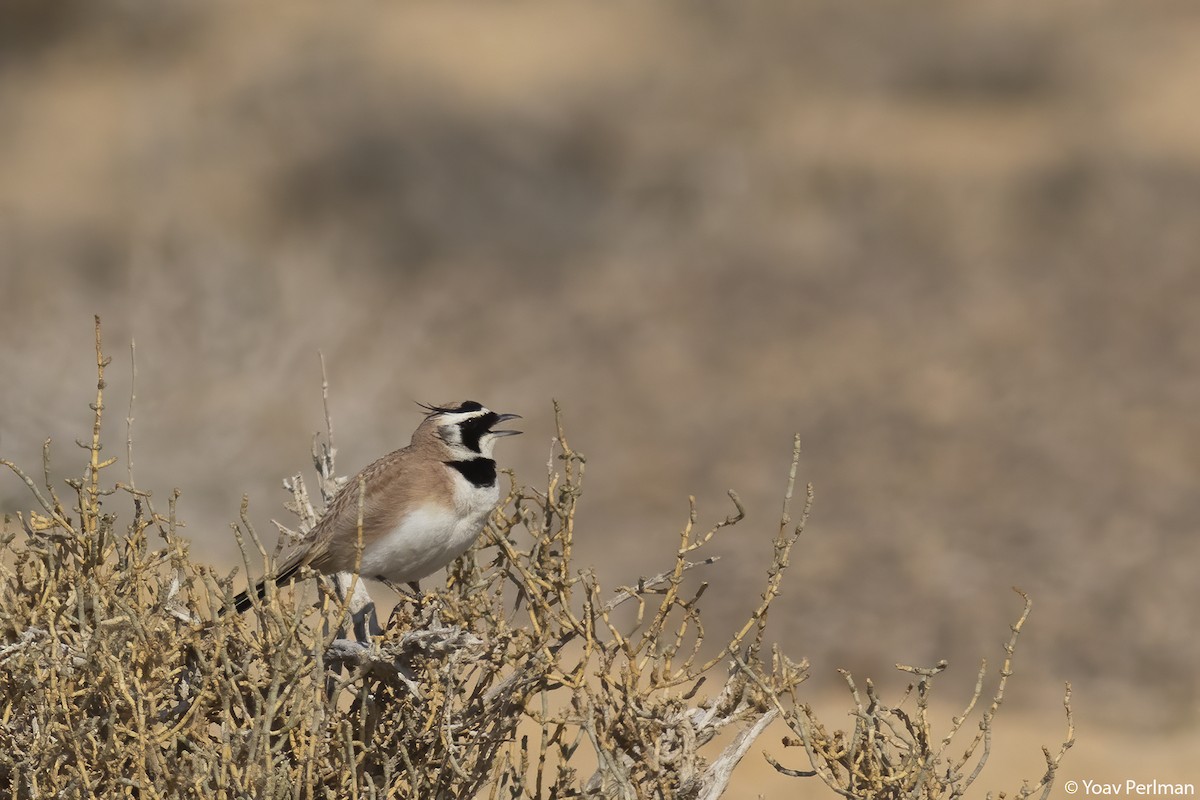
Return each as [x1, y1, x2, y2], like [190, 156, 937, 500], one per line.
[446, 458, 497, 487]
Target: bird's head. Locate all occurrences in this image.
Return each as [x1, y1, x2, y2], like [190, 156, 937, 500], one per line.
[416, 400, 522, 459]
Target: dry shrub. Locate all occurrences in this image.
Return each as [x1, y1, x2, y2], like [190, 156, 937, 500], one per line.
[0, 319, 1072, 798]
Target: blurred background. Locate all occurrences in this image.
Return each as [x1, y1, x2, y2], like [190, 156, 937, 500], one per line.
[2, 0, 1198, 792]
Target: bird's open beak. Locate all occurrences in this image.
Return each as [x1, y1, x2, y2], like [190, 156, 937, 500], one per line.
[490, 412, 522, 437]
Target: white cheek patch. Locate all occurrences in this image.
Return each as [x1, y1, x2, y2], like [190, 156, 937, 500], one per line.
[473, 433, 495, 459]
[438, 424, 462, 445]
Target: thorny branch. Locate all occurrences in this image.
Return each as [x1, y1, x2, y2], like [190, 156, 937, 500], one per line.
[766, 589, 1075, 800]
[0, 321, 1073, 799]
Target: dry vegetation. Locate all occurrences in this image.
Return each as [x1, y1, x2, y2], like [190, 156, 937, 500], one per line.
[0, 322, 1073, 798]
[3, 2, 1200, 736]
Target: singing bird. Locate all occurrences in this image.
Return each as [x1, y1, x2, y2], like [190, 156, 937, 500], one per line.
[231, 400, 521, 613]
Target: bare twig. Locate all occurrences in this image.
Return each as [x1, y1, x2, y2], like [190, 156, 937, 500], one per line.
[0, 327, 1072, 799]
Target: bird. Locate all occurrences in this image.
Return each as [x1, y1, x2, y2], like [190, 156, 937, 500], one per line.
[230, 400, 521, 614]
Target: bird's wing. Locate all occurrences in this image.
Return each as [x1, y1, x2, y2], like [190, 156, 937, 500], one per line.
[302, 446, 421, 572]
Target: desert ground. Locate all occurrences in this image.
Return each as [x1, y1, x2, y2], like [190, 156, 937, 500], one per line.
[2, 2, 1198, 794]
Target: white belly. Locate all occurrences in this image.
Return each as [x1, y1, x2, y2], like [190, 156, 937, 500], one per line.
[359, 478, 498, 583]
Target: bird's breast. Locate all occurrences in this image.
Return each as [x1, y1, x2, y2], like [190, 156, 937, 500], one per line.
[359, 500, 492, 584]
[355, 463, 501, 584]
[451, 471, 500, 513]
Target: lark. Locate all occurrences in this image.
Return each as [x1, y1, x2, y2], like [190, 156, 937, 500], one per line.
[232, 401, 520, 613]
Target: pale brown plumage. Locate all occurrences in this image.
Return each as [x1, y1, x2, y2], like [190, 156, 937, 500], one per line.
[231, 401, 519, 613]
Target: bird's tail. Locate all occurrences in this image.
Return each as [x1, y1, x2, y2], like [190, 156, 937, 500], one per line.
[227, 561, 304, 615]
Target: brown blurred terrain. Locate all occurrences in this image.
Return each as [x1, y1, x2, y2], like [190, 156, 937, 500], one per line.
[1, 0, 1198, 791]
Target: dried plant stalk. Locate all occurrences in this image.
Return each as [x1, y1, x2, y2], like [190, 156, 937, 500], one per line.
[0, 320, 1071, 799]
